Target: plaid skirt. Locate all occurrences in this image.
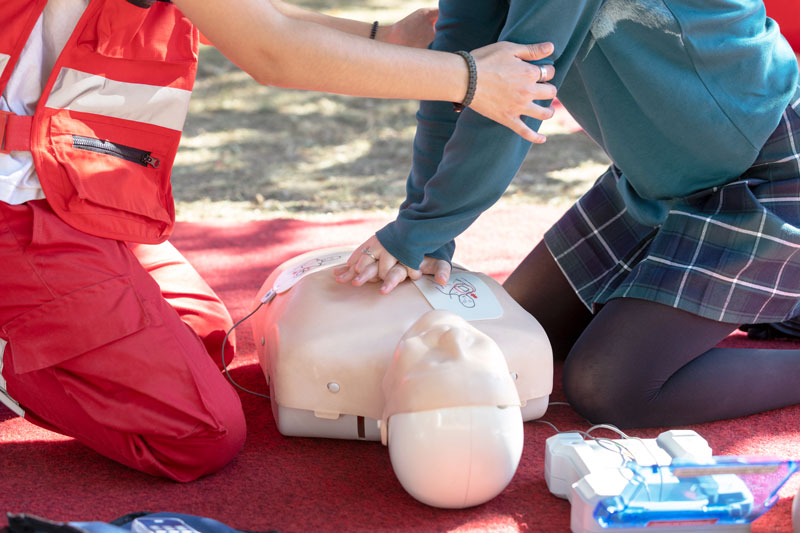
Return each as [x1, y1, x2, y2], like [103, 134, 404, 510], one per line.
[544, 96, 800, 325]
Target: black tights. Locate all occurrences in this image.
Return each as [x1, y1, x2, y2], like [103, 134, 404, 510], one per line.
[503, 241, 800, 428]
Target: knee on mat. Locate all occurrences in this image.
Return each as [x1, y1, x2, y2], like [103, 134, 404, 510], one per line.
[151, 401, 247, 482]
[562, 350, 650, 429]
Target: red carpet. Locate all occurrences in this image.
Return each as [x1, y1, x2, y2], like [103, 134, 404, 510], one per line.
[2, 203, 800, 532]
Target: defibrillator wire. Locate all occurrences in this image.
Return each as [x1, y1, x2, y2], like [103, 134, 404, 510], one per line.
[535, 419, 635, 463]
[219, 290, 276, 400]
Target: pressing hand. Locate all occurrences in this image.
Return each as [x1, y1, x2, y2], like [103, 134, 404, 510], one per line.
[333, 235, 452, 294]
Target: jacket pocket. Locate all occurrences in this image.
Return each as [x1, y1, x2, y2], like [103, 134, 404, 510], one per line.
[2, 276, 149, 374]
[72, 135, 161, 169]
[48, 112, 177, 225]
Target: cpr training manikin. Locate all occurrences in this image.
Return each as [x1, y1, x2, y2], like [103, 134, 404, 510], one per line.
[250, 248, 553, 508]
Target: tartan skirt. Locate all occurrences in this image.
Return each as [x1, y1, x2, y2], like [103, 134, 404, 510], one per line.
[544, 96, 800, 325]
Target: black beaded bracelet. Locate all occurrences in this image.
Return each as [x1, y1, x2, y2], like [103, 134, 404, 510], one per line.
[453, 50, 477, 113]
[369, 21, 379, 40]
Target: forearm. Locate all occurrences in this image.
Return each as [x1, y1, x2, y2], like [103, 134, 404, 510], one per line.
[174, 0, 465, 102]
[399, 0, 509, 212]
[378, 0, 604, 267]
[377, 109, 535, 268]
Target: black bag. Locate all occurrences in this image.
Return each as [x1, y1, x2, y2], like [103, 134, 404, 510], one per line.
[3, 512, 277, 533]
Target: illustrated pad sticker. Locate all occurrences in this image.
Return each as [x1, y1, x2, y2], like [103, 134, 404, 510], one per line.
[273, 247, 352, 293]
[413, 272, 503, 321]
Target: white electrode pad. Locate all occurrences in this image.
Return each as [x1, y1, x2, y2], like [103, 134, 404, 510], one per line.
[272, 247, 352, 294]
[413, 271, 503, 321]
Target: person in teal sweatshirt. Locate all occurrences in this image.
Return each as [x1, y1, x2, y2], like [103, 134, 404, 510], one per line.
[335, 0, 800, 428]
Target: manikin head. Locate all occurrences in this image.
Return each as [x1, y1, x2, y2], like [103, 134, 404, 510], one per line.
[381, 310, 523, 509]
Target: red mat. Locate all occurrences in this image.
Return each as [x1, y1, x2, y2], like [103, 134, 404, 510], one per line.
[2, 203, 800, 532]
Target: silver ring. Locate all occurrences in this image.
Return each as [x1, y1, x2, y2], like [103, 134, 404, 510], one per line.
[361, 247, 377, 261]
[538, 65, 548, 82]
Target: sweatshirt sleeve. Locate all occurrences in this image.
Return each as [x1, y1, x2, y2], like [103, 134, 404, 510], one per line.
[376, 0, 604, 268]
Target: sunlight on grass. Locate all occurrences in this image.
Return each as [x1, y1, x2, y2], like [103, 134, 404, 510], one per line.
[548, 161, 609, 183]
[280, 96, 351, 117]
[178, 128, 264, 154]
[296, 138, 372, 173]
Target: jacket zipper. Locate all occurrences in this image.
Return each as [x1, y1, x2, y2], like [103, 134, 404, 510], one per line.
[72, 135, 160, 168]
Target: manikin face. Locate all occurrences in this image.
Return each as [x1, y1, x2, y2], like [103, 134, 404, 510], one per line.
[380, 309, 521, 446]
[391, 311, 505, 383]
[382, 310, 515, 411]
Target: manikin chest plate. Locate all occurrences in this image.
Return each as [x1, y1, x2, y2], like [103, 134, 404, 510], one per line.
[251, 248, 553, 426]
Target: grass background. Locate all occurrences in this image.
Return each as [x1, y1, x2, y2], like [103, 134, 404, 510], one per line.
[171, 0, 611, 222]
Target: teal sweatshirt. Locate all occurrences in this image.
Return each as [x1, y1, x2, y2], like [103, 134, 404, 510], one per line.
[375, 0, 799, 268]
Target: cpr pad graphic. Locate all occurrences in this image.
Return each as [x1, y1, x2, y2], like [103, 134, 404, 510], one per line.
[414, 272, 503, 321]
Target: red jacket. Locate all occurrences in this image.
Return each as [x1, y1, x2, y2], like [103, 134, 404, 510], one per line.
[0, 0, 199, 243]
[765, 0, 800, 51]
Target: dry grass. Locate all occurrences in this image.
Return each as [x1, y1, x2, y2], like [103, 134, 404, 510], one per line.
[171, 1, 610, 221]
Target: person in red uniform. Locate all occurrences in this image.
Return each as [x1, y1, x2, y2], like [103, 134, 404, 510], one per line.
[0, 0, 557, 481]
[765, 0, 800, 53]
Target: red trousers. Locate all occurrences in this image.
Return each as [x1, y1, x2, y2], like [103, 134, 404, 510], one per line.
[0, 200, 245, 482]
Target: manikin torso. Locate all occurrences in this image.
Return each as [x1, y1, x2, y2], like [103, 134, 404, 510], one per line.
[251, 247, 553, 430]
[250, 248, 554, 508]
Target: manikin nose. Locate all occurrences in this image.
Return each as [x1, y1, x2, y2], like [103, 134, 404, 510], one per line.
[439, 327, 471, 356]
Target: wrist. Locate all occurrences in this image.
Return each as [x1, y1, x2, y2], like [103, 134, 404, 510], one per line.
[376, 226, 421, 270]
[434, 51, 469, 105]
[374, 22, 395, 43]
